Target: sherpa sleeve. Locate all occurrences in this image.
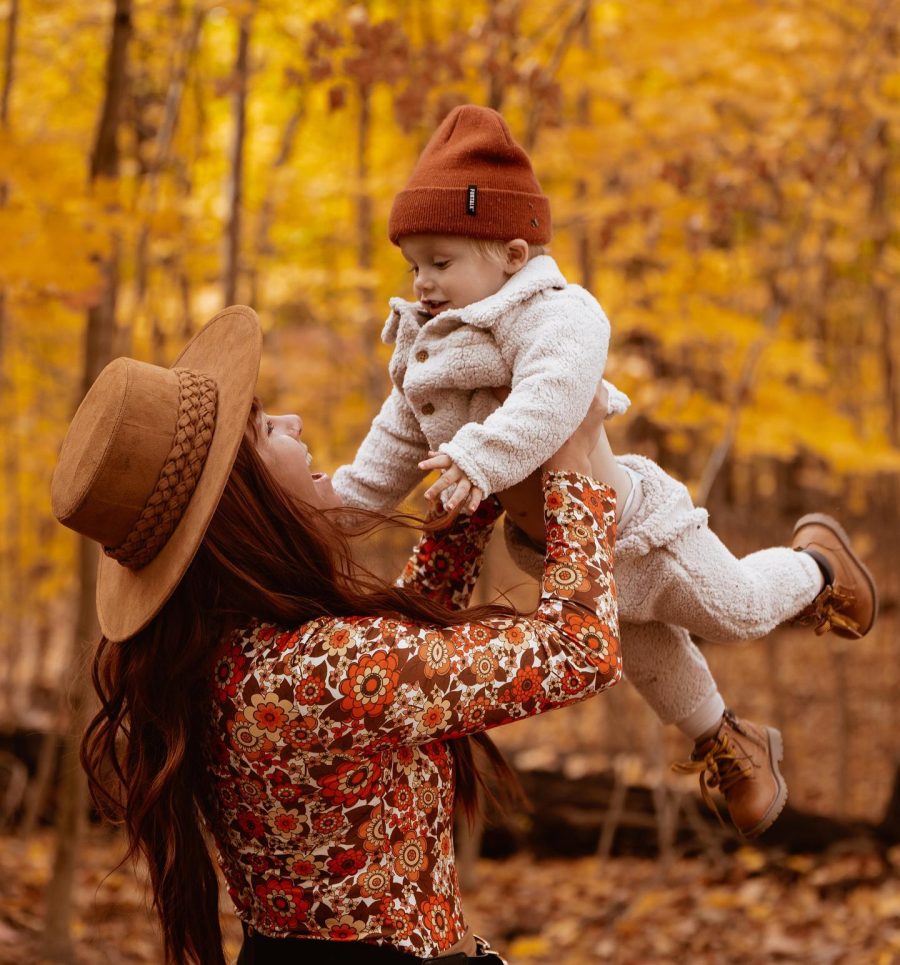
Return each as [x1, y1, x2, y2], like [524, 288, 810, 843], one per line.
[438, 287, 616, 497]
[331, 387, 429, 513]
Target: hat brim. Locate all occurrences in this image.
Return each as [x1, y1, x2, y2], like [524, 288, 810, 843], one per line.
[96, 305, 262, 642]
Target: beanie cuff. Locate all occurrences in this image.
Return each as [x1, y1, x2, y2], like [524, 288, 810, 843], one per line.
[389, 186, 551, 246]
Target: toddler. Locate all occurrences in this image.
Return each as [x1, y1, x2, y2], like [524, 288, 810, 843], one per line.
[332, 105, 878, 839]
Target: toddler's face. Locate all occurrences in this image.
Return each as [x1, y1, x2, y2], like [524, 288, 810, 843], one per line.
[399, 235, 510, 317]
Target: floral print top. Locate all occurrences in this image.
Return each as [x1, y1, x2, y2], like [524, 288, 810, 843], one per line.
[203, 471, 620, 958]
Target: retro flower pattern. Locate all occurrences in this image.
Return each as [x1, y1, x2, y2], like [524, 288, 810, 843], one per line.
[203, 472, 619, 959]
[338, 650, 400, 719]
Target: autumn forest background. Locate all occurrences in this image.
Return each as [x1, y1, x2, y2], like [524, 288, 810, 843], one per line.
[1, 0, 899, 961]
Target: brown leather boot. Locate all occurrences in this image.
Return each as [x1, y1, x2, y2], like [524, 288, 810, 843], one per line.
[672, 710, 787, 839]
[790, 513, 878, 639]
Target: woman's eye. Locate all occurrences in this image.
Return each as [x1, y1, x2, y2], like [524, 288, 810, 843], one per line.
[266, 420, 274, 436]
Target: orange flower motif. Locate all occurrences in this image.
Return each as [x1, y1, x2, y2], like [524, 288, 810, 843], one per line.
[326, 847, 367, 876]
[461, 695, 490, 731]
[422, 894, 454, 946]
[312, 810, 346, 836]
[544, 485, 567, 513]
[563, 612, 613, 664]
[318, 758, 381, 808]
[359, 865, 390, 898]
[339, 650, 399, 719]
[417, 783, 440, 813]
[358, 806, 385, 854]
[322, 626, 353, 656]
[392, 784, 414, 811]
[254, 878, 310, 930]
[295, 674, 325, 705]
[565, 521, 594, 544]
[228, 719, 273, 761]
[470, 648, 498, 683]
[281, 714, 319, 751]
[323, 915, 365, 941]
[467, 624, 492, 646]
[414, 697, 452, 736]
[561, 665, 588, 695]
[268, 807, 304, 840]
[579, 485, 610, 518]
[243, 692, 296, 737]
[542, 560, 591, 599]
[392, 831, 429, 881]
[501, 625, 526, 648]
[417, 630, 456, 678]
[381, 901, 414, 940]
[509, 666, 543, 704]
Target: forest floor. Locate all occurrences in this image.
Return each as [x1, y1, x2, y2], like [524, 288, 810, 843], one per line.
[2, 828, 900, 964]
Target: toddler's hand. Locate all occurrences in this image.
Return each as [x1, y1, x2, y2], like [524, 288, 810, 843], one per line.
[418, 451, 484, 515]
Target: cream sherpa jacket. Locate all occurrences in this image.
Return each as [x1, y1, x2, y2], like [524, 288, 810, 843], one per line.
[333, 255, 629, 511]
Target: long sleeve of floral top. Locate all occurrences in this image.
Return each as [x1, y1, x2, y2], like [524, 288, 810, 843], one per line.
[203, 471, 619, 958]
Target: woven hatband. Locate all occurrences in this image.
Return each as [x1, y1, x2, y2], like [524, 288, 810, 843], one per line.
[104, 368, 218, 570]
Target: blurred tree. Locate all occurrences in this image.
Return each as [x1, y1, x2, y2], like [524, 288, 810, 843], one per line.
[42, 1, 133, 959]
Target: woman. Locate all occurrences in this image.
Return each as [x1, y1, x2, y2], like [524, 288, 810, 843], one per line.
[51, 306, 621, 965]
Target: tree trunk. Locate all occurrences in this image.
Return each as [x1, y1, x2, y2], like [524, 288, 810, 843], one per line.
[0, 0, 17, 129]
[135, 1, 206, 354]
[0, 2, 19, 682]
[223, 14, 250, 307]
[42, 1, 132, 958]
[355, 81, 383, 406]
[573, 2, 592, 290]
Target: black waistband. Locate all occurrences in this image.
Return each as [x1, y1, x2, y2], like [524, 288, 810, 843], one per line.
[236, 923, 503, 965]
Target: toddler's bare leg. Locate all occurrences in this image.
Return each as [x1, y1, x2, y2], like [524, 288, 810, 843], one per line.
[497, 427, 631, 543]
[588, 427, 632, 517]
[496, 469, 544, 546]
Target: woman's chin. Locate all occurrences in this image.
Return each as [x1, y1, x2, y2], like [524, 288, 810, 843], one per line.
[313, 473, 342, 508]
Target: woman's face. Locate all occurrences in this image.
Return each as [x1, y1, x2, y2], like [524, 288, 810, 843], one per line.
[253, 409, 342, 510]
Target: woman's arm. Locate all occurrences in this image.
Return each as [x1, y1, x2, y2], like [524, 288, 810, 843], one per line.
[397, 496, 503, 610]
[303, 468, 619, 752]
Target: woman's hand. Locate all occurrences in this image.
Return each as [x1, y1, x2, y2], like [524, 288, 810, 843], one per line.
[544, 380, 610, 477]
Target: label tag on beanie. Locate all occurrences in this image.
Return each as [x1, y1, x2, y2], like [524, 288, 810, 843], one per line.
[466, 185, 477, 216]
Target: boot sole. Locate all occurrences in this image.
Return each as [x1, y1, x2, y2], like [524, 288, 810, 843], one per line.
[741, 727, 788, 840]
[793, 513, 879, 638]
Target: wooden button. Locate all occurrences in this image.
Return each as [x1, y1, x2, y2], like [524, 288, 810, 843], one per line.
[421, 402, 434, 415]
[415, 350, 428, 363]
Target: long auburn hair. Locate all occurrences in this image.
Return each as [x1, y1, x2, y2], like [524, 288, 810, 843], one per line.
[81, 401, 519, 965]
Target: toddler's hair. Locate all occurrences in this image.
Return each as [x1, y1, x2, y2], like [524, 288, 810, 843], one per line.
[470, 239, 546, 267]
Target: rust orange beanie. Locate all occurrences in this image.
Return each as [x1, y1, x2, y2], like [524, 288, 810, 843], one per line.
[388, 105, 551, 246]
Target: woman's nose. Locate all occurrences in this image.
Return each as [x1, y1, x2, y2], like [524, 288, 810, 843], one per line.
[280, 415, 302, 438]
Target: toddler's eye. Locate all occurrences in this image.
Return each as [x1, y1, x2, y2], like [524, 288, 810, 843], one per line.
[433, 261, 449, 270]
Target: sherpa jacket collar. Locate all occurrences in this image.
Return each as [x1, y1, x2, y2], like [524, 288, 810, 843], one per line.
[382, 254, 567, 344]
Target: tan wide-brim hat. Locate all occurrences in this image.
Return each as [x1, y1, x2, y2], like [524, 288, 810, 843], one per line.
[51, 305, 262, 642]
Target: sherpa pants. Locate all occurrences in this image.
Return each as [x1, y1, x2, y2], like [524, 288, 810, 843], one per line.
[506, 454, 823, 726]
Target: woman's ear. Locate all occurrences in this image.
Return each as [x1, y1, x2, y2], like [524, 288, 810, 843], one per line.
[504, 239, 530, 274]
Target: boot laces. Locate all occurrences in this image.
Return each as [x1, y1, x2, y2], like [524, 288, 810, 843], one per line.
[792, 584, 861, 638]
[672, 725, 755, 827]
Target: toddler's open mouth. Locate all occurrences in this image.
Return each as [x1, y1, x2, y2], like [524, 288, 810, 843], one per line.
[421, 299, 448, 315]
